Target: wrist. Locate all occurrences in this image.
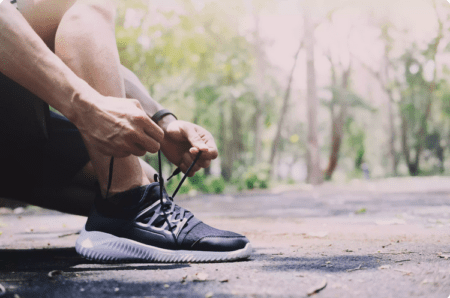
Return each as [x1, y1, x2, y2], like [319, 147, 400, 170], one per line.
[68, 80, 101, 127]
[157, 114, 177, 132]
[151, 109, 177, 131]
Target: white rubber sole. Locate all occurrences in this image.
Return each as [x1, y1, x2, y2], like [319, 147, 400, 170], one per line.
[75, 228, 252, 263]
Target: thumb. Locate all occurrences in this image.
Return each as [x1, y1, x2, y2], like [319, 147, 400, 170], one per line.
[182, 125, 209, 151]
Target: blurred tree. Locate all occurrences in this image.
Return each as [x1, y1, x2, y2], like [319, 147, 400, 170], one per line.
[358, 21, 400, 176]
[304, 5, 322, 185]
[269, 41, 302, 178]
[399, 4, 443, 176]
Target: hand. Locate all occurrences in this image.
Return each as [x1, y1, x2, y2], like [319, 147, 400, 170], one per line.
[160, 120, 218, 177]
[73, 95, 164, 157]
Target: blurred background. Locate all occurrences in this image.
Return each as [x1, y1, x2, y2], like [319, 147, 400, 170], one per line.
[115, 0, 450, 194]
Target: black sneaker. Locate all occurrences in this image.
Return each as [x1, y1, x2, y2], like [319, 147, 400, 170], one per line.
[76, 152, 252, 263]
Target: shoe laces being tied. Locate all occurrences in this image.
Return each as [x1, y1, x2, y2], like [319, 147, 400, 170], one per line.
[104, 150, 203, 242]
[153, 150, 202, 236]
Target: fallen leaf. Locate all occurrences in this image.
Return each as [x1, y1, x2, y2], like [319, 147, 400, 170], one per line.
[438, 254, 450, 260]
[48, 270, 63, 278]
[395, 259, 411, 263]
[219, 279, 229, 283]
[307, 279, 327, 296]
[375, 219, 406, 225]
[347, 265, 363, 272]
[58, 231, 81, 238]
[307, 231, 329, 238]
[355, 208, 367, 214]
[421, 279, 433, 285]
[193, 272, 209, 282]
[164, 284, 170, 288]
[394, 269, 413, 275]
[378, 265, 391, 270]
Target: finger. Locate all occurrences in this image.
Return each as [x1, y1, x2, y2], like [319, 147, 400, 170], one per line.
[190, 131, 218, 160]
[189, 147, 200, 155]
[204, 135, 218, 159]
[195, 128, 218, 157]
[190, 164, 202, 174]
[97, 141, 131, 158]
[107, 148, 131, 158]
[179, 163, 189, 174]
[130, 131, 161, 154]
[182, 151, 194, 166]
[181, 125, 209, 151]
[122, 141, 146, 157]
[115, 151, 131, 158]
[134, 113, 164, 143]
[205, 145, 218, 159]
[196, 159, 211, 169]
[179, 157, 201, 176]
[190, 146, 217, 160]
[131, 143, 147, 157]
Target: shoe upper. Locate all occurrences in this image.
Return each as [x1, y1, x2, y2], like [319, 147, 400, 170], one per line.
[85, 183, 249, 252]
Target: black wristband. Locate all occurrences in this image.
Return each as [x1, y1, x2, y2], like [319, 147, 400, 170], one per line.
[151, 109, 177, 123]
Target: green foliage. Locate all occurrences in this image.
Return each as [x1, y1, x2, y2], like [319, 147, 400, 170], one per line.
[164, 171, 226, 195]
[355, 208, 367, 214]
[113, 0, 450, 186]
[237, 163, 271, 190]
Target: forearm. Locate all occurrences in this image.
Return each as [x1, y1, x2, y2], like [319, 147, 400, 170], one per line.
[0, 1, 96, 123]
[122, 65, 176, 130]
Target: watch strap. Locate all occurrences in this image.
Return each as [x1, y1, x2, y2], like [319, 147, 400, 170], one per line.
[151, 109, 177, 123]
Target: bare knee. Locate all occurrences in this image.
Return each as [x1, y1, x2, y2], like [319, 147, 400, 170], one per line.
[61, 1, 116, 28]
[55, 1, 118, 65]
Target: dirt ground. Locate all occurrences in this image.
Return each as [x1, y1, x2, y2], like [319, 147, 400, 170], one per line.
[1, 176, 450, 297]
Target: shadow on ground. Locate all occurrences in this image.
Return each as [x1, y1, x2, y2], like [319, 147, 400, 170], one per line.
[0, 248, 189, 273]
[252, 249, 380, 273]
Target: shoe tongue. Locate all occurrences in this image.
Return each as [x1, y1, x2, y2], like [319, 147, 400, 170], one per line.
[138, 182, 170, 204]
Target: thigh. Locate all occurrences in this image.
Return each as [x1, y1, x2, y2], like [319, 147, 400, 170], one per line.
[0, 71, 49, 197]
[41, 111, 91, 189]
[0, 83, 91, 200]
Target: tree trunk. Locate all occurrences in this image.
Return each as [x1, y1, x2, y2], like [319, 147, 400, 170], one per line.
[219, 102, 231, 181]
[324, 106, 346, 179]
[268, 41, 302, 178]
[304, 10, 322, 185]
[401, 1, 441, 177]
[324, 67, 350, 179]
[221, 98, 241, 181]
[252, 12, 266, 165]
[386, 89, 398, 176]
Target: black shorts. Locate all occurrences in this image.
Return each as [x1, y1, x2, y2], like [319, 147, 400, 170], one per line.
[0, 72, 90, 198]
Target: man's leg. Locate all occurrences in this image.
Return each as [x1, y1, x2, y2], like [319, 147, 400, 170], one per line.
[54, 1, 151, 197]
[24, 158, 158, 216]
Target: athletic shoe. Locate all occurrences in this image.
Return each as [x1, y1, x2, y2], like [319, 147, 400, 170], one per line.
[76, 152, 252, 263]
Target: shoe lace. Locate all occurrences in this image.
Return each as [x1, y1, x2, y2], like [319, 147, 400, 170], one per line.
[104, 151, 202, 235]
